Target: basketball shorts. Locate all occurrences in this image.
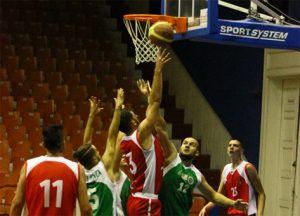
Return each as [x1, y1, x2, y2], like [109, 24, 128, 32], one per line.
[127, 194, 161, 216]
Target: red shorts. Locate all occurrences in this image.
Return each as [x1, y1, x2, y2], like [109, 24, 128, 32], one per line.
[127, 194, 161, 216]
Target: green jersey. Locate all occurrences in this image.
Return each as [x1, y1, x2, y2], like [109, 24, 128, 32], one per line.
[85, 161, 116, 216]
[85, 162, 130, 216]
[159, 155, 202, 216]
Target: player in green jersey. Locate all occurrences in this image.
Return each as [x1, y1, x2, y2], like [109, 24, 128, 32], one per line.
[73, 89, 130, 216]
[136, 79, 248, 216]
[156, 117, 249, 216]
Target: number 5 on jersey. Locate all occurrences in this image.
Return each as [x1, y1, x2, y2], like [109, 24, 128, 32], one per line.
[87, 187, 99, 211]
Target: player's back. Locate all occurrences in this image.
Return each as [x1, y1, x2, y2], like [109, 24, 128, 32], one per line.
[25, 156, 79, 216]
[85, 161, 115, 216]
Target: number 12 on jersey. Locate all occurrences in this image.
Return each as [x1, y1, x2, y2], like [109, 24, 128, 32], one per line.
[40, 179, 63, 208]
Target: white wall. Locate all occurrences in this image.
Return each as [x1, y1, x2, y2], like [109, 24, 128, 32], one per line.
[260, 49, 300, 216]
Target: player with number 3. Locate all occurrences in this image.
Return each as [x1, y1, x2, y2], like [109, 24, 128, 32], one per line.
[114, 48, 171, 216]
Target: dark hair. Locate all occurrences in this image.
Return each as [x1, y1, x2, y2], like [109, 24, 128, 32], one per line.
[43, 124, 64, 153]
[73, 144, 96, 169]
[230, 138, 243, 148]
[119, 109, 133, 134]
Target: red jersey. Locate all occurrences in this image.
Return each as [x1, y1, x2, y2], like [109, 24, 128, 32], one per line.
[25, 156, 79, 216]
[120, 130, 164, 196]
[223, 161, 257, 216]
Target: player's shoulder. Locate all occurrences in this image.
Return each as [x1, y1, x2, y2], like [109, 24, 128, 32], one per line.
[54, 156, 78, 165]
[164, 154, 181, 173]
[121, 130, 137, 144]
[223, 163, 232, 171]
[26, 155, 47, 167]
[221, 163, 234, 177]
[190, 164, 202, 177]
[243, 160, 256, 169]
[244, 161, 257, 175]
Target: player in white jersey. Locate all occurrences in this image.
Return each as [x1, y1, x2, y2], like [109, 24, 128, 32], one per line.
[200, 139, 265, 216]
[73, 89, 130, 216]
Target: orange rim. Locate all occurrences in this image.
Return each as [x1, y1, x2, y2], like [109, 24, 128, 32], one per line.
[123, 14, 188, 33]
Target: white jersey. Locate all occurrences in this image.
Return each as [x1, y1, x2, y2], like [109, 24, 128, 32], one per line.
[84, 161, 116, 216]
[85, 161, 129, 216]
[115, 171, 130, 216]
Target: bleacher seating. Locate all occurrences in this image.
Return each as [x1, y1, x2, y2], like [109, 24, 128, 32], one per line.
[0, 1, 219, 214]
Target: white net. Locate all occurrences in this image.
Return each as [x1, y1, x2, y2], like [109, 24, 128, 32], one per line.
[124, 18, 159, 65]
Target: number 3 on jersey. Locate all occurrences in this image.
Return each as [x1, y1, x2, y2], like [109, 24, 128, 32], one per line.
[40, 179, 63, 208]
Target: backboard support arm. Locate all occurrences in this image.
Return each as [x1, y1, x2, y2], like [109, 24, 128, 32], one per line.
[218, 0, 275, 22]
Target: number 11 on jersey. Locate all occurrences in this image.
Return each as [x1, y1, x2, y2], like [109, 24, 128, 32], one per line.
[40, 179, 63, 208]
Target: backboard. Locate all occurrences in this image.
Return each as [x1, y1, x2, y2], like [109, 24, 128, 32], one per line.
[161, 0, 300, 50]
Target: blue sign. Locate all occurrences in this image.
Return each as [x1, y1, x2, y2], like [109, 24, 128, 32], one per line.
[170, 0, 300, 50]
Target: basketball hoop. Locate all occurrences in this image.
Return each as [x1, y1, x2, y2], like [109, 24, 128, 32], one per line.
[123, 14, 187, 64]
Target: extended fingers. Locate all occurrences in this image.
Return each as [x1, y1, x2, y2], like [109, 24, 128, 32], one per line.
[146, 81, 151, 92]
[137, 79, 144, 87]
[157, 48, 171, 63]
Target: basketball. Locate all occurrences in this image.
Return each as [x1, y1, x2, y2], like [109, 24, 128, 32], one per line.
[148, 21, 174, 46]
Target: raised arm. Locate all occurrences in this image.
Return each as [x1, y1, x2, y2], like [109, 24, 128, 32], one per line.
[137, 78, 177, 166]
[10, 165, 26, 216]
[83, 96, 103, 145]
[136, 79, 151, 110]
[155, 115, 177, 167]
[138, 49, 171, 149]
[246, 164, 265, 216]
[112, 132, 125, 178]
[198, 175, 248, 215]
[102, 89, 124, 171]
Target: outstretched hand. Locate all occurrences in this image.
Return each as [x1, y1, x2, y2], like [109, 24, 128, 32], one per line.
[114, 88, 125, 109]
[137, 79, 151, 97]
[89, 96, 103, 117]
[233, 199, 248, 211]
[155, 48, 171, 72]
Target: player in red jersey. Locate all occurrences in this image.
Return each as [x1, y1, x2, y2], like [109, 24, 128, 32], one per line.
[200, 139, 266, 216]
[114, 48, 171, 216]
[10, 125, 92, 216]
